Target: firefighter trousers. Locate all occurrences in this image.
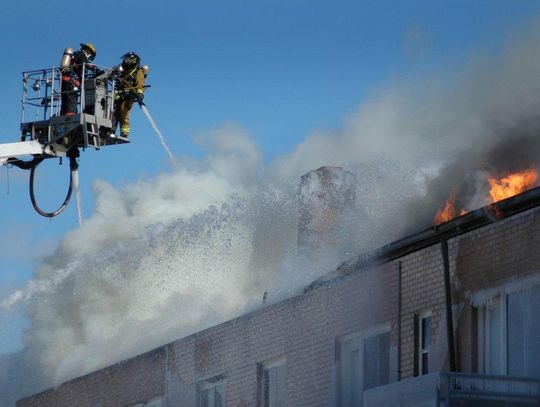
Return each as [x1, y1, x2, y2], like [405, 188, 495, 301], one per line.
[61, 79, 78, 115]
[114, 97, 135, 136]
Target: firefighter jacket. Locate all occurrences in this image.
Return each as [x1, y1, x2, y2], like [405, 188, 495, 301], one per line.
[115, 66, 145, 101]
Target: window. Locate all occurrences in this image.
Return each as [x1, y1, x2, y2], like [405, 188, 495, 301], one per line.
[339, 325, 391, 407]
[417, 313, 432, 375]
[198, 377, 226, 407]
[507, 286, 540, 377]
[477, 284, 540, 377]
[261, 358, 287, 407]
[487, 299, 504, 374]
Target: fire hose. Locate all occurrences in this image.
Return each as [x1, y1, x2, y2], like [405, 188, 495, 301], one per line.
[9, 148, 79, 218]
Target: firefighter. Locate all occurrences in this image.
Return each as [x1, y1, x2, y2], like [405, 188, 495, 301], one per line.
[60, 43, 97, 115]
[113, 52, 145, 138]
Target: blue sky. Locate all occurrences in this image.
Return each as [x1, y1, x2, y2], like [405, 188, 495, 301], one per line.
[1, 0, 540, 356]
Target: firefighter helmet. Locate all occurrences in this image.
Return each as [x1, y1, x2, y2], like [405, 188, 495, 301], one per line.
[121, 52, 140, 69]
[80, 43, 97, 61]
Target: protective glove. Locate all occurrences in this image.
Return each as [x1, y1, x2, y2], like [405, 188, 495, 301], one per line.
[136, 93, 145, 106]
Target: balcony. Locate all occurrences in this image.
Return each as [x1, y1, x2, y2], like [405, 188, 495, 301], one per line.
[363, 371, 540, 406]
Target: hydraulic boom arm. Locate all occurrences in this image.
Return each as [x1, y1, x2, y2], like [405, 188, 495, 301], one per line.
[0, 140, 66, 166]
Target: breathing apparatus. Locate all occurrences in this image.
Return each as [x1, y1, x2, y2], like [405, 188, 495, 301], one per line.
[60, 48, 74, 69]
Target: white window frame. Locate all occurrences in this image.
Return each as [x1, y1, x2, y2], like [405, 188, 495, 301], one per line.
[477, 294, 509, 374]
[418, 311, 432, 376]
[261, 357, 287, 407]
[476, 280, 540, 378]
[197, 376, 227, 407]
[339, 323, 392, 407]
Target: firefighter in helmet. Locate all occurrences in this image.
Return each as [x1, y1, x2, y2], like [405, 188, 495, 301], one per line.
[113, 52, 145, 138]
[60, 42, 97, 115]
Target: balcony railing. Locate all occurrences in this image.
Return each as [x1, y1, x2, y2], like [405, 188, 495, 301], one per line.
[440, 372, 540, 406]
[363, 371, 540, 406]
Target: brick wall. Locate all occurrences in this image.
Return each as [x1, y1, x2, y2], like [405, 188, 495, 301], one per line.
[17, 348, 166, 407]
[163, 261, 397, 406]
[17, 205, 540, 407]
[455, 209, 540, 294]
[397, 243, 447, 379]
[17, 261, 397, 407]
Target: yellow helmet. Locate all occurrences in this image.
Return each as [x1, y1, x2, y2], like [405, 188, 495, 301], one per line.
[80, 42, 97, 61]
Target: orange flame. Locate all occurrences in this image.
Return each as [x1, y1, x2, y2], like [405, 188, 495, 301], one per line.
[433, 167, 538, 225]
[488, 168, 538, 203]
[434, 189, 458, 225]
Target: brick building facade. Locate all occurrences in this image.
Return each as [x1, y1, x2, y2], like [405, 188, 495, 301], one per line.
[17, 183, 540, 406]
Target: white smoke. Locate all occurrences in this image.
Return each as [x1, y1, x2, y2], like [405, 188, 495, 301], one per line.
[1, 128, 304, 403]
[4, 16, 540, 406]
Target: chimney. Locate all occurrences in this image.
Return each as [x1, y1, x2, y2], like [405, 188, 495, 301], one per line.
[297, 166, 357, 260]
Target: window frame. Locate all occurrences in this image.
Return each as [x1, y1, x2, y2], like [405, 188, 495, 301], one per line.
[417, 311, 433, 376]
[487, 295, 507, 374]
[477, 292, 525, 375]
[197, 375, 227, 407]
[338, 323, 392, 407]
[260, 357, 287, 407]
